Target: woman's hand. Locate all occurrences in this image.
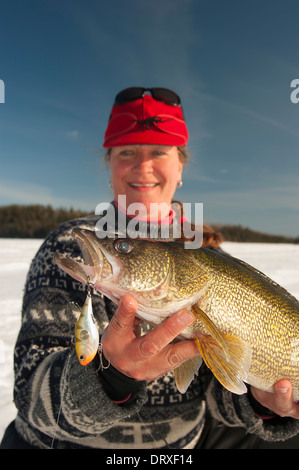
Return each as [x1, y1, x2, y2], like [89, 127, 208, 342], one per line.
[101, 295, 200, 382]
[251, 379, 299, 419]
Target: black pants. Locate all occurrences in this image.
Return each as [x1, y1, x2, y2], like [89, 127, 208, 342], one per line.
[0, 421, 38, 449]
[197, 411, 299, 449]
[1, 418, 298, 449]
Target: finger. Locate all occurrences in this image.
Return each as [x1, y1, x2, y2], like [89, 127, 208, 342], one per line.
[108, 295, 139, 337]
[163, 338, 201, 368]
[137, 309, 195, 358]
[135, 339, 201, 382]
[273, 379, 298, 417]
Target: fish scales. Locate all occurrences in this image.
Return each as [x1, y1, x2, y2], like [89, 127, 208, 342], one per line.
[192, 248, 299, 392]
[119, 244, 170, 291]
[54, 229, 299, 399]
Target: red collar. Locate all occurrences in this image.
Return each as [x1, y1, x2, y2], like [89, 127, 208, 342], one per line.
[114, 198, 175, 225]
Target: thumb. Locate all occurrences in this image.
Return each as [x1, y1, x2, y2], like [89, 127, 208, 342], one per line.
[108, 295, 139, 336]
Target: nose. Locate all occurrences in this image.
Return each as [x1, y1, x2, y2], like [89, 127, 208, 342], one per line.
[132, 152, 153, 173]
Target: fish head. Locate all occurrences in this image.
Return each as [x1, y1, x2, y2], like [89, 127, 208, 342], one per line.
[55, 228, 176, 314]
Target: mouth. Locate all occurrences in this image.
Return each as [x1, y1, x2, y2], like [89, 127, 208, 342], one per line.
[129, 182, 160, 189]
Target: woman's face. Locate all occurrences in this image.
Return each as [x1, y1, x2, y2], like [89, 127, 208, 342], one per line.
[109, 145, 183, 219]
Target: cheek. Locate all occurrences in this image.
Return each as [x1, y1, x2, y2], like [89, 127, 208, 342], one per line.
[162, 161, 183, 185]
[110, 161, 128, 182]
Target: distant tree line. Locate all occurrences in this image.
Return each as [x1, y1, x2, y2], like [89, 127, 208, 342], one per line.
[211, 223, 299, 244]
[0, 204, 298, 243]
[0, 204, 92, 238]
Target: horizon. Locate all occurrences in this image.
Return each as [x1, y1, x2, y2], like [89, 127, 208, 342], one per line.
[0, 201, 297, 241]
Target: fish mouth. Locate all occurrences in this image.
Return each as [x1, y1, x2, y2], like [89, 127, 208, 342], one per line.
[54, 228, 104, 286]
[72, 228, 121, 288]
[72, 227, 104, 268]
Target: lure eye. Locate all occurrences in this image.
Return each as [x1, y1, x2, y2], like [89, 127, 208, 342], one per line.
[114, 239, 134, 254]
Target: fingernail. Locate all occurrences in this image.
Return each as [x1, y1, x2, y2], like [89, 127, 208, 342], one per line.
[177, 310, 195, 326]
[278, 387, 289, 394]
[120, 296, 137, 312]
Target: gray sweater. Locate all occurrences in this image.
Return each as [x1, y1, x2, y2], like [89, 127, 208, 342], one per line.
[12, 212, 299, 448]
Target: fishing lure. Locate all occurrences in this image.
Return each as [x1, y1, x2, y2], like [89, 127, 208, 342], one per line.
[75, 286, 99, 366]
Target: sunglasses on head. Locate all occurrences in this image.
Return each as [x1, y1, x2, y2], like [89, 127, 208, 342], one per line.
[114, 87, 182, 107]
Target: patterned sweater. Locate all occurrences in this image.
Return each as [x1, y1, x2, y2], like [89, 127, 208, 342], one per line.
[12, 210, 299, 448]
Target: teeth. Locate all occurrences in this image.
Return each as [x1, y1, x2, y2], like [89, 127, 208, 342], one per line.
[130, 183, 158, 187]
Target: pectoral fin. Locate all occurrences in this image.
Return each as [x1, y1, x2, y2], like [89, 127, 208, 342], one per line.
[174, 355, 203, 394]
[194, 334, 251, 395]
[192, 304, 230, 362]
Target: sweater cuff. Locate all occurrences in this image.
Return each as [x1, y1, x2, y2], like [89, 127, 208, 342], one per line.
[246, 386, 276, 420]
[96, 351, 146, 405]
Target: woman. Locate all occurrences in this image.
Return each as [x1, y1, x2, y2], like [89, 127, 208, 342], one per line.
[1, 87, 299, 449]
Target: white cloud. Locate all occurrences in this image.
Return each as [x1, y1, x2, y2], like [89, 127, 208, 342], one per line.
[195, 90, 299, 139]
[66, 130, 79, 139]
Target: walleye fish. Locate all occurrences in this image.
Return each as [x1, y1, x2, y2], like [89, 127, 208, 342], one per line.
[54, 228, 299, 398]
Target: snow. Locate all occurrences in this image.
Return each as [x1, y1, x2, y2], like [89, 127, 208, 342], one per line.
[0, 238, 43, 439]
[0, 238, 298, 440]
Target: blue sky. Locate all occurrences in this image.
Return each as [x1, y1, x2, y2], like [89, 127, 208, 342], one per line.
[1, 0, 299, 236]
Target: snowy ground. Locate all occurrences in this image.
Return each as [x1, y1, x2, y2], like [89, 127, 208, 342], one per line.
[0, 239, 298, 441]
[0, 238, 43, 440]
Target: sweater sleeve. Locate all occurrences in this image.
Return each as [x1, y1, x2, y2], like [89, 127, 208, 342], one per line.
[205, 377, 299, 442]
[13, 217, 148, 448]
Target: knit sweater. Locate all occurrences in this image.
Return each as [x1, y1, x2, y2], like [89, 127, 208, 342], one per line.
[12, 208, 299, 448]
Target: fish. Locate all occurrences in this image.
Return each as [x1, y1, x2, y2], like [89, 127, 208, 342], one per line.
[54, 228, 299, 398]
[74, 290, 99, 366]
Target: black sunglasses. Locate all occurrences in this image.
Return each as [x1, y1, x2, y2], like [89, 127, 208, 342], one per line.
[114, 87, 182, 107]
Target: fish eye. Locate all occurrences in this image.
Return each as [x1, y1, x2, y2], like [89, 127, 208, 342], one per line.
[114, 239, 134, 254]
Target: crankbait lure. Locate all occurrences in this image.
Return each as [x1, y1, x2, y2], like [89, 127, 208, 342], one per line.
[75, 286, 99, 366]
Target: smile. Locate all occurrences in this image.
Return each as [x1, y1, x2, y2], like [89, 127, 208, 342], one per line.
[129, 183, 159, 188]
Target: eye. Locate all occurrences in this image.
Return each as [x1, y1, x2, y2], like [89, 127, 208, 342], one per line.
[120, 149, 134, 158]
[113, 239, 134, 254]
